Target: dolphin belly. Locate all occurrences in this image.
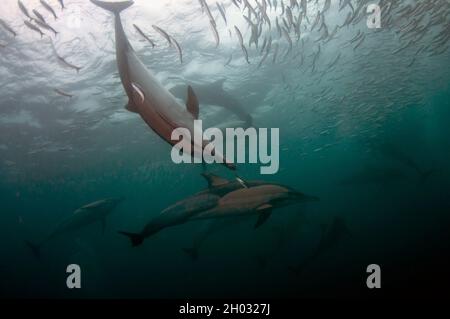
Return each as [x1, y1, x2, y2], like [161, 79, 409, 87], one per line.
[91, 0, 235, 170]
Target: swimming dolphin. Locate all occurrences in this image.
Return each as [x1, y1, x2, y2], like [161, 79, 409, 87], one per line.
[119, 193, 221, 247]
[181, 172, 301, 260]
[196, 172, 275, 196]
[289, 217, 351, 276]
[26, 197, 124, 259]
[192, 185, 317, 226]
[169, 79, 253, 126]
[253, 209, 308, 269]
[197, 172, 302, 197]
[90, 0, 235, 170]
[119, 185, 318, 247]
[378, 143, 436, 185]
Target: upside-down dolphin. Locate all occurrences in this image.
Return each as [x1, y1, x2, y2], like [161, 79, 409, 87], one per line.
[169, 79, 253, 127]
[90, 0, 235, 170]
[26, 197, 124, 259]
[289, 217, 351, 276]
[119, 184, 318, 247]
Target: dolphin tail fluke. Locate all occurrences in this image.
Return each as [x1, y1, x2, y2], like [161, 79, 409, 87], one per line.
[25, 241, 41, 260]
[90, 0, 134, 14]
[182, 247, 199, 261]
[118, 231, 144, 247]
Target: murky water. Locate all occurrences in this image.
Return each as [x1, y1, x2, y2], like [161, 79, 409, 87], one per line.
[0, 0, 449, 298]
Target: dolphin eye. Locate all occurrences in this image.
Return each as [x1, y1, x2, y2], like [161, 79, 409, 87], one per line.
[131, 82, 145, 103]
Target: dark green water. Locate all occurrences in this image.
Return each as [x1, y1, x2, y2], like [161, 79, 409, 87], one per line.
[1, 0, 450, 299]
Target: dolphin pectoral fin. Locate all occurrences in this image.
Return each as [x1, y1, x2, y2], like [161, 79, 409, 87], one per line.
[200, 172, 230, 188]
[255, 204, 273, 228]
[186, 85, 199, 119]
[125, 100, 139, 113]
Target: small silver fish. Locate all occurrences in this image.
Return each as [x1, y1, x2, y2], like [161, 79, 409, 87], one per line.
[0, 19, 17, 37]
[133, 24, 155, 48]
[24, 20, 44, 38]
[32, 9, 46, 24]
[18, 0, 32, 19]
[54, 88, 73, 98]
[170, 36, 183, 64]
[56, 54, 82, 73]
[216, 2, 227, 25]
[234, 26, 250, 64]
[40, 0, 58, 20]
[152, 25, 172, 46]
[34, 19, 58, 37]
[210, 20, 220, 47]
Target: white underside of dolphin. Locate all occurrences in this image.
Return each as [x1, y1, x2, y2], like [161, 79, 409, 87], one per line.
[90, 0, 235, 170]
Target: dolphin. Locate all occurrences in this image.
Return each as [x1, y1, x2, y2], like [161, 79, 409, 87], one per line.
[119, 185, 318, 247]
[26, 197, 124, 259]
[289, 217, 351, 276]
[378, 143, 436, 185]
[196, 172, 271, 196]
[119, 193, 221, 247]
[169, 79, 253, 127]
[196, 172, 302, 197]
[181, 172, 302, 260]
[253, 209, 308, 269]
[90, 0, 235, 170]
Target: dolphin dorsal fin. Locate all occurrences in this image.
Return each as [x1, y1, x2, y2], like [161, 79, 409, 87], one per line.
[201, 172, 229, 188]
[186, 85, 199, 119]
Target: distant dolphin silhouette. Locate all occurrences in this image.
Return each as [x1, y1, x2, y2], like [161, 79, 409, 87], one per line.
[379, 143, 436, 185]
[289, 217, 351, 276]
[90, 0, 235, 170]
[26, 197, 124, 259]
[169, 79, 253, 127]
